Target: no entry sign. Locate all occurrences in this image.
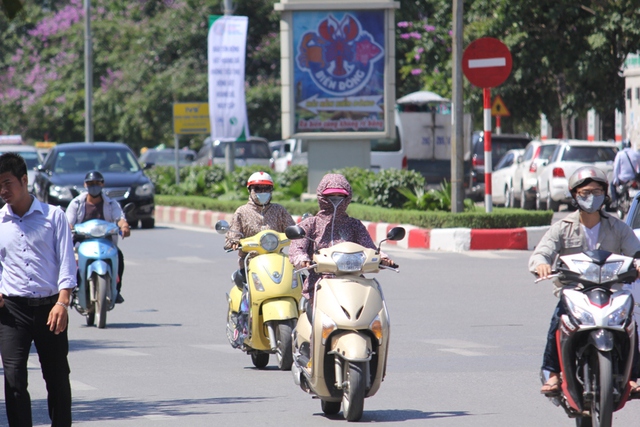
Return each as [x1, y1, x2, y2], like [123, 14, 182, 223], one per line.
[462, 38, 512, 88]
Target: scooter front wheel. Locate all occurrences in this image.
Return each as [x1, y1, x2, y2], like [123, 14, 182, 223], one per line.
[251, 352, 269, 369]
[343, 361, 366, 422]
[95, 274, 109, 329]
[276, 320, 295, 371]
[590, 351, 613, 427]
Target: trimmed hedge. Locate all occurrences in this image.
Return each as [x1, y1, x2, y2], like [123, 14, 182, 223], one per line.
[156, 195, 553, 229]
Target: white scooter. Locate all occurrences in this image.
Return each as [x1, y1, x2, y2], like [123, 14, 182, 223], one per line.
[285, 225, 404, 421]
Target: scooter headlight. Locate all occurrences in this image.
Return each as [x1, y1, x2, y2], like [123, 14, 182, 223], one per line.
[260, 233, 279, 252]
[332, 251, 366, 272]
[321, 313, 337, 344]
[566, 297, 595, 326]
[601, 261, 624, 282]
[573, 260, 624, 283]
[89, 223, 110, 238]
[608, 298, 633, 326]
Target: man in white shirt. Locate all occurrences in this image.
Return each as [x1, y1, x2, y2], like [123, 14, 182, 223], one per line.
[0, 152, 76, 426]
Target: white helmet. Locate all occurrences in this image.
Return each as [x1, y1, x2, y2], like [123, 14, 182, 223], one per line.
[246, 171, 274, 188]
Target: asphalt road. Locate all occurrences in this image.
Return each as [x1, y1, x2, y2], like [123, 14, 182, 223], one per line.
[2, 223, 639, 426]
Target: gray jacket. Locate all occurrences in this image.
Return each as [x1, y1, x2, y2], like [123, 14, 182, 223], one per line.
[529, 210, 640, 293]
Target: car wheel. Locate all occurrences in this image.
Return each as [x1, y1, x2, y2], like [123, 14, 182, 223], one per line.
[504, 186, 512, 208]
[546, 187, 560, 212]
[535, 191, 546, 210]
[140, 218, 155, 229]
[509, 186, 519, 208]
[521, 185, 534, 210]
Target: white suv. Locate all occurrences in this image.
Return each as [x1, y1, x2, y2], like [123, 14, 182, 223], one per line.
[537, 140, 617, 211]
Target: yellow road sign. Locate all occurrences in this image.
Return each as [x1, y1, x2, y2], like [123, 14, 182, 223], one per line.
[173, 103, 211, 135]
[491, 95, 510, 117]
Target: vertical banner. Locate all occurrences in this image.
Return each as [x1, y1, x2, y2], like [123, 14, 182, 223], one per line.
[293, 11, 385, 133]
[208, 15, 250, 141]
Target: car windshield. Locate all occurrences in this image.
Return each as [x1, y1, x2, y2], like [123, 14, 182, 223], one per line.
[561, 146, 616, 163]
[53, 149, 141, 173]
[213, 141, 271, 158]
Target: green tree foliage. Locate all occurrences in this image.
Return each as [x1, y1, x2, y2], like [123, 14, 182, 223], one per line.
[0, 0, 282, 151]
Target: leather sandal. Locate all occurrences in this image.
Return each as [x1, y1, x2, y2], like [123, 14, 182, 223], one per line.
[541, 375, 561, 395]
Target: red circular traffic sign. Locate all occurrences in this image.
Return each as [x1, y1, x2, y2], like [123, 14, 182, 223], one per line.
[462, 38, 512, 88]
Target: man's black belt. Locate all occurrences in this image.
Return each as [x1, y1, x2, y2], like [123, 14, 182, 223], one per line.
[3, 294, 59, 306]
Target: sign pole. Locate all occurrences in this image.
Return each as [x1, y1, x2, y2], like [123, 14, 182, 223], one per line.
[174, 135, 180, 185]
[483, 87, 492, 212]
[496, 115, 501, 135]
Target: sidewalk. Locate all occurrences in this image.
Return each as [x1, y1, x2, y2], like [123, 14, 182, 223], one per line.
[155, 205, 550, 251]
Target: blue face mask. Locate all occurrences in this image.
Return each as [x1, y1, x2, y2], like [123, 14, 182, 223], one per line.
[87, 185, 102, 197]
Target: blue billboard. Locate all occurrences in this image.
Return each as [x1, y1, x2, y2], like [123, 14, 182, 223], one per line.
[293, 10, 386, 133]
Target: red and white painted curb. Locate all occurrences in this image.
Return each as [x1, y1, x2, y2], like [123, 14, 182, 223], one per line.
[155, 206, 549, 251]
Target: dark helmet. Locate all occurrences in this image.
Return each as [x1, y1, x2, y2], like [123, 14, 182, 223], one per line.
[622, 139, 632, 149]
[568, 166, 608, 193]
[84, 170, 104, 183]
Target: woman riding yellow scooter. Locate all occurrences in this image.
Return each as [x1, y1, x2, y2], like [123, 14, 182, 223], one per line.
[219, 172, 299, 369]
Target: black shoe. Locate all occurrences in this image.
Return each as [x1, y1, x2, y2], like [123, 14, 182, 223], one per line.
[116, 293, 125, 304]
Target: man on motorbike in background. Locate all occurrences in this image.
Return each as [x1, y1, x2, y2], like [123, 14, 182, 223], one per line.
[223, 171, 295, 339]
[611, 139, 640, 206]
[529, 165, 640, 396]
[288, 173, 396, 306]
[66, 171, 130, 303]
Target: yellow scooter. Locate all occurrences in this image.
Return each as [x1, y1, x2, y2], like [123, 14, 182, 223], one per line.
[216, 220, 302, 370]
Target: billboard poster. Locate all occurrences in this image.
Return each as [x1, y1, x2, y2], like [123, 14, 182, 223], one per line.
[293, 10, 385, 133]
[208, 15, 250, 141]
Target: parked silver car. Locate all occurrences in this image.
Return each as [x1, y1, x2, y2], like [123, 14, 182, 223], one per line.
[193, 137, 273, 169]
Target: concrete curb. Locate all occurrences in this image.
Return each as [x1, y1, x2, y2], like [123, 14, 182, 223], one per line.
[155, 206, 549, 252]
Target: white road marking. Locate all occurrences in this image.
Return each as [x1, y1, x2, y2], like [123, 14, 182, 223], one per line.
[439, 348, 488, 357]
[157, 222, 217, 234]
[424, 339, 495, 357]
[94, 349, 149, 357]
[423, 339, 496, 349]
[191, 344, 238, 354]
[71, 380, 97, 391]
[468, 57, 506, 68]
[166, 256, 210, 264]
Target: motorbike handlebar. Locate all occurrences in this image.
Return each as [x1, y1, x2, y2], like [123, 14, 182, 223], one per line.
[380, 263, 400, 272]
[534, 273, 560, 283]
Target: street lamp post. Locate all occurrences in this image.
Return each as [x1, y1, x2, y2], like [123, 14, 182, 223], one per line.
[84, 0, 93, 143]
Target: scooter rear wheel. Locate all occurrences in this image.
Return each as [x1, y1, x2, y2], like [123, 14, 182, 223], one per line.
[321, 399, 341, 415]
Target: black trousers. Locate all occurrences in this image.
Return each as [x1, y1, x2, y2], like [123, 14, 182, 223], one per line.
[0, 297, 71, 427]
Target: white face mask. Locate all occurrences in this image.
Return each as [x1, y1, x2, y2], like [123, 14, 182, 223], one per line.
[577, 193, 605, 213]
[255, 192, 271, 205]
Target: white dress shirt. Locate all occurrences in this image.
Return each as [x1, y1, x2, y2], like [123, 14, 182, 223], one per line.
[0, 196, 76, 297]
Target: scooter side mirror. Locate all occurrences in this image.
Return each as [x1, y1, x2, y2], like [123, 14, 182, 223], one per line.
[215, 220, 230, 234]
[285, 225, 306, 240]
[386, 227, 406, 241]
